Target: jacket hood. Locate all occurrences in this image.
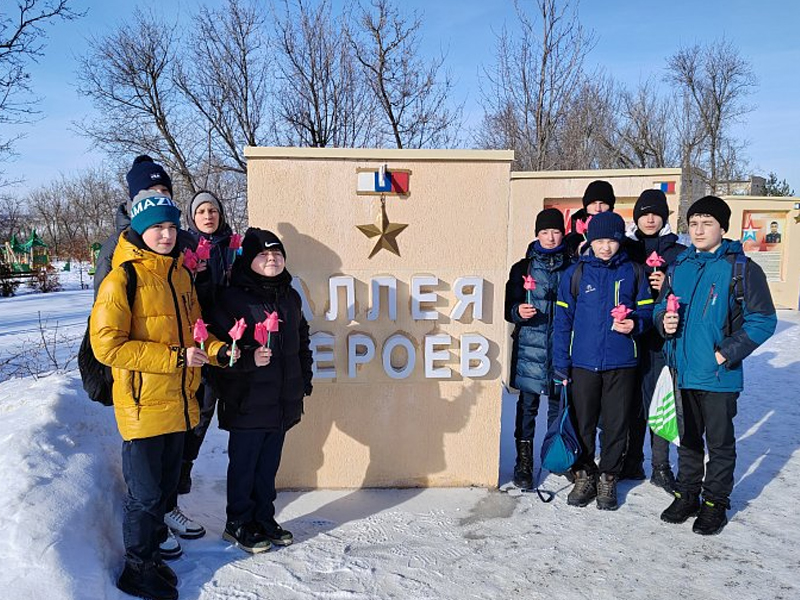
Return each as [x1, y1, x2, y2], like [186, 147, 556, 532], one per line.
[114, 202, 131, 233]
[676, 238, 742, 265]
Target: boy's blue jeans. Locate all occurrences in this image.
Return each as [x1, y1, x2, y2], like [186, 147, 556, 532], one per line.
[121, 431, 184, 565]
[514, 391, 559, 441]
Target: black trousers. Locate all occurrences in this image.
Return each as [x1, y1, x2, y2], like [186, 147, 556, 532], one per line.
[227, 429, 286, 526]
[675, 389, 738, 506]
[571, 367, 636, 475]
[121, 431, 184, 565]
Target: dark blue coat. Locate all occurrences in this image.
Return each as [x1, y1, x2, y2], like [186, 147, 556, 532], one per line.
[504, 242, 571, 395]
[554, 250, 653, 374]
[654, 239, 776, 392]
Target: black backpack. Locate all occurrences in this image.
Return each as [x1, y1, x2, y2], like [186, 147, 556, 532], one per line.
[78, 262, 137, 406]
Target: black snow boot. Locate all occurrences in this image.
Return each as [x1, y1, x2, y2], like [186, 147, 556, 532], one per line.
[567, 470, 597, 507]
[177, 461, 193, 495]
[117, 561, 178, 600]
[258, 519, 294, 546]
[619, 461, 646, 481]
[513, 439, 533, 490]
[650, 464, 676, 495]
[155, 560, 178, 587]
[223, 521, 272, 554]
[692, 499, 728, 536]
[660, 491, 701, 524]
[596, 473, 618, 511]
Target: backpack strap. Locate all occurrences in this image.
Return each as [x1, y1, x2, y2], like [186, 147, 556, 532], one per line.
[725, 253, 748, 336]
[569, 262, 585, 300]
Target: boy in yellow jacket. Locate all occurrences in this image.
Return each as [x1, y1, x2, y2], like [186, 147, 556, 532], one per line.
[91, 191, 235, 600]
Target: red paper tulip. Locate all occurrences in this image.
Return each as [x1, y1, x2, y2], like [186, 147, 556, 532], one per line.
[667, 294, 681, 313]
[229, 233, 242, 251]
[575, 216, 592, 236]
[522, 275, 536, 291]
[610, 304, 633, 323]
[254, 321, 268, 347]
[228, 318, 247, 340]
[646, 251, 665, 269]
[228, 317, 247, 367]
[183, 248, 199, 272]
[196, 237, 212, 261]
[193, 318, 208, 350]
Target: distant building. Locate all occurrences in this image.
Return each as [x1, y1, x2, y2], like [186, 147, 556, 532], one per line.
[716, 175, 767, 196]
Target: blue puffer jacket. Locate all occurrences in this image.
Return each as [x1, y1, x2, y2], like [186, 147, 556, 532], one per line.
[654, 239, 776, 392]
[553, 250, 653, 373]
[504, 242, 571, 395]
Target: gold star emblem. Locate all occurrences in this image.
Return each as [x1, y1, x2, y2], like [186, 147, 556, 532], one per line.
[356, 198, 408, 258]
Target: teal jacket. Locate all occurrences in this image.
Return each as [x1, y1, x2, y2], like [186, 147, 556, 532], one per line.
[654, 239, 776, 392]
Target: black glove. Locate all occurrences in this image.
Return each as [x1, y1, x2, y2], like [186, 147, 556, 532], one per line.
[304, 382, 313, 397]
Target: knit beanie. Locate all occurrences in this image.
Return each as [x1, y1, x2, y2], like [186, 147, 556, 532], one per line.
[582, 180, 616, 210]
[190, 190, 225, 227]
[535, 208, 566, 235]
[634, 189, 670, 224]
[126, 155, 173, 201]
[129, 190, 182, 235]
[687, 195, 731, 232]
[586, 211, 625, 244]
[241, 228, 286, 265]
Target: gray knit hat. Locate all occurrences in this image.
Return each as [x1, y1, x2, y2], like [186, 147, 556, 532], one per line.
[190, 191, 225, 228]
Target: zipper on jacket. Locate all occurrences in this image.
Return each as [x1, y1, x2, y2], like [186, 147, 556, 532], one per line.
[167, 259, 192, 430]
[130, 371, 143, 420]
[702, 283, 716, 317]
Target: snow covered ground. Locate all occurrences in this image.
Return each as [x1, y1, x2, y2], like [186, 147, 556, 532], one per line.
[1, 271, 798, 600]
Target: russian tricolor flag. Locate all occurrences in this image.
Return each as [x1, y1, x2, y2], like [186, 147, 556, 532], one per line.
[654, 181, 676, 194]
[357, 169, 410, 195]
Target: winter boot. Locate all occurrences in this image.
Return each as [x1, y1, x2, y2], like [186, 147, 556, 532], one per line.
[223, 521, 272, 554]
[159, 529, 182, 561]
[596, 473, 618, 511]
[567, 470, 597, 507]
[692, 499, 728, 536]
[512, 439, 533, 490]
[660, 491, 701, 524]
[650, 464, 676, 495]
[155, 560, 178, 587]
[117, 561, 178, 600]
[165, 505, 206, 539]
[258, 519, 294, 546]
[177, 461, 193, 495]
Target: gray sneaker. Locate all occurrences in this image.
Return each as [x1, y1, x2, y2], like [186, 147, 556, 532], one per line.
[567, 470, 597, 507]
[596, 473, 618, 511]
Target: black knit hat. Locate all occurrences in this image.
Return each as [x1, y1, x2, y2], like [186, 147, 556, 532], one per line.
[687, 195, 731, 232]
[241, 227, 286, 266]
[126, 155, 173, 201]
[582, 180, 616, 209]
[634, 189, 669, 224]
[586, 211, 625, 244]
[535, 208, 565, 235]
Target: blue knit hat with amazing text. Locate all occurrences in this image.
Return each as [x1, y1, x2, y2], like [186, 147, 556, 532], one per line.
[129, 190, 182, 235]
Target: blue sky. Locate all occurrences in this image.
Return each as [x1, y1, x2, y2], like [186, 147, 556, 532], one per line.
[5, 0, 799, 194]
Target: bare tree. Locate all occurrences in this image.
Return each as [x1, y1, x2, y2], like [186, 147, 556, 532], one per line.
[273, 0, 378, 148]
[479, 0, 594, 170]
[0, 1, 82, 176]
[601, 79, 677, 169]
[347, 0, 461, 149]
[75, 8, 201, 196]
[555, 74, 616, 170]
[175, 0, 274, 177]
[666, 39, 756, 193]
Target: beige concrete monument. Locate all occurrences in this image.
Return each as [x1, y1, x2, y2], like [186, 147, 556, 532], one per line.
[244, 148, 800, 489]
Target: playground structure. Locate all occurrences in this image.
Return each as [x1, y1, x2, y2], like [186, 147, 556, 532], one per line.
[1, 231, 50, 281]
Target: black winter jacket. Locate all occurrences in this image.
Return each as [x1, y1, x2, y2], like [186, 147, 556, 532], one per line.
[207, 265, 313, 432]
[504, 241, 571, 395]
